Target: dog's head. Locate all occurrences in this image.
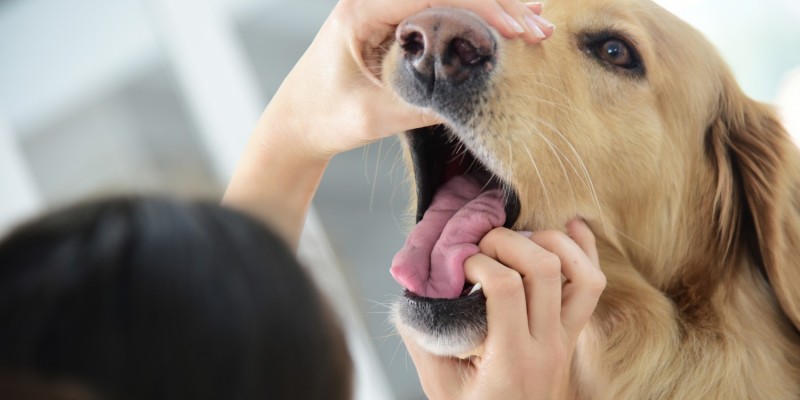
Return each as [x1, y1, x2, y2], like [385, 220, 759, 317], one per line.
[382, 0, 800, 357]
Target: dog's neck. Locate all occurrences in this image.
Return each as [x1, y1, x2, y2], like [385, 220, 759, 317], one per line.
[595, 169, 735, 294]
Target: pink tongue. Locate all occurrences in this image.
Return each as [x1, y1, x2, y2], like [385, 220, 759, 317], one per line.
[390, 175, 506, 298]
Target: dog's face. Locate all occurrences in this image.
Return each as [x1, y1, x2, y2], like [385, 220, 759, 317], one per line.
[384, 0, 725, 234]
[382, 0, 800, 358]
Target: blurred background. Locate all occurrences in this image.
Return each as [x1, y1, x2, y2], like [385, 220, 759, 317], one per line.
[0, 0, 798, 398]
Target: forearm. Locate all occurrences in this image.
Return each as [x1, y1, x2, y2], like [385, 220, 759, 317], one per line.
[222, 13, 405, 249]
[222, 100, 329, 251]
[222, 0, 548, 250]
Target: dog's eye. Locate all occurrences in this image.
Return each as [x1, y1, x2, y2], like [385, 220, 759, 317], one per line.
[598, 39, 633, 68]
[582, 33, 645, 76]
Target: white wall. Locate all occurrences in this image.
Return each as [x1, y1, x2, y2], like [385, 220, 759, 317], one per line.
[0, 116, 42, 233]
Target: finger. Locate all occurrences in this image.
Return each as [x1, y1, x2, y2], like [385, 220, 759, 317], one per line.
[463, 252, 530, 345]
[494, 0, 546, 43]
[477, 228, 563, 341]
[524, 2, 543, 15]
[497, 0, 555, 43]
[529, 227, 606, 337]
[352, 0, 556, 87]
[351, 0, 522, 90]
[373, 90, 444, 134]
[567, 218, 599, 268]
[525, 6, 556, 38]
[362, 0, 541, 39]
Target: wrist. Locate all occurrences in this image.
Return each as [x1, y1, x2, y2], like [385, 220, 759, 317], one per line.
[258, 82, 339, 163]
[223, 104, 331, 249]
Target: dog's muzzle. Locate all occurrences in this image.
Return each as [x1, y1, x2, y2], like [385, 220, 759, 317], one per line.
[391, 7, 497, 124]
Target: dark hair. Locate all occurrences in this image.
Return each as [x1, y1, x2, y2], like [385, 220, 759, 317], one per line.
[0, 197, 352, 400]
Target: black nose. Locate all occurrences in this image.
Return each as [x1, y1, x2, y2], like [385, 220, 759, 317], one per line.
[396, 8, 496, 94]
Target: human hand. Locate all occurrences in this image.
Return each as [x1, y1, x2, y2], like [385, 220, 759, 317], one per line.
[401, 220, 605, 400]
[258, 0, 555, 161]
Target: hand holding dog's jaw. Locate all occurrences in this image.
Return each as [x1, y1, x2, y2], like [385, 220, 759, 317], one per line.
[400, 224, 602, 400]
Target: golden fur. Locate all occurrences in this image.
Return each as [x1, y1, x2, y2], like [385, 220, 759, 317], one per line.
[382, 0, 800, 397]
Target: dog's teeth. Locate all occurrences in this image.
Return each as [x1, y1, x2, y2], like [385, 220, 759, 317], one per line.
[468, 283, 482, 295]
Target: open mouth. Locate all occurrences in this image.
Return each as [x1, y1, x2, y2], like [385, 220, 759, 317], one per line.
[408, 125, 521, 228]
[390, 125, 521, 300]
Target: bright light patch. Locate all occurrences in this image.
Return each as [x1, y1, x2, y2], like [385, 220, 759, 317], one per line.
[775, 67, 800, 148]
[652, 0, 702, 16]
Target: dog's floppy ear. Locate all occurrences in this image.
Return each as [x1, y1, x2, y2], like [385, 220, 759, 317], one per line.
[708, 74, 800, 331]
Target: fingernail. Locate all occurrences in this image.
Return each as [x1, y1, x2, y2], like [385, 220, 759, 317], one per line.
[529, 12, 556, 31]
[567, 217, 588, 229]
[524, 2, 543, 13]
[502, 12, 525, 34]
[524, 15, 547, 39]
[517, 230, 534, 238]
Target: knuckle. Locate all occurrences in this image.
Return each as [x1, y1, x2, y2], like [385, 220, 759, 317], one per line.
[581, 269, 607, 297]
[489, 270, 524, 294]
[535, 253, 562, 279]
[480, 227, 512, 247]
[483, 227, 506, 242]
[590, 271, 608, 293]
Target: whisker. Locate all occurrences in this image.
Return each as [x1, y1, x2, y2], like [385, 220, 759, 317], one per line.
[519, 80, 577, 110]
[369, 138, 385, 212]
[523, 125, 576, 203]
[614, 227, 655, 254]
[362, 297, 396, 311]
[531, 117, 607, 228]
[362, 142, 373, 184]
[511, 91, 574, 114]
[388, 326, 407, 369]
[521, 140, 552, 212]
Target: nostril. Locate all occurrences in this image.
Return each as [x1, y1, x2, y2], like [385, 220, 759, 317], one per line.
[401, 31, 426, 58]
[449, 38, 488, 67]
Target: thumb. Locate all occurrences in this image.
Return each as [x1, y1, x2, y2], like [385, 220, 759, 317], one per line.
[376, 93, 443, 135]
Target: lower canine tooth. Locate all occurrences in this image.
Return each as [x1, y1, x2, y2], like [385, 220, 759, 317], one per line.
[468, 283, 482, 295]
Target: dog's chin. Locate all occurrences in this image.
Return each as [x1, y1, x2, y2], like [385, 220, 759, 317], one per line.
[393, 289, 488, 358]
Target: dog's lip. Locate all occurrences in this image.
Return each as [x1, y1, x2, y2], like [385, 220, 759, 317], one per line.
[399, 287, 488, 349]
[403, 287, 485, 303]
[503, 192, 521, 230]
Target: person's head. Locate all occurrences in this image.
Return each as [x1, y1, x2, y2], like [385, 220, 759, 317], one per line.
[0, 197, 352, 400]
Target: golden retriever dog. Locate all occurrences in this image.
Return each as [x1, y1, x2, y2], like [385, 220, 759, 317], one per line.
[380, 0, 800, 398]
